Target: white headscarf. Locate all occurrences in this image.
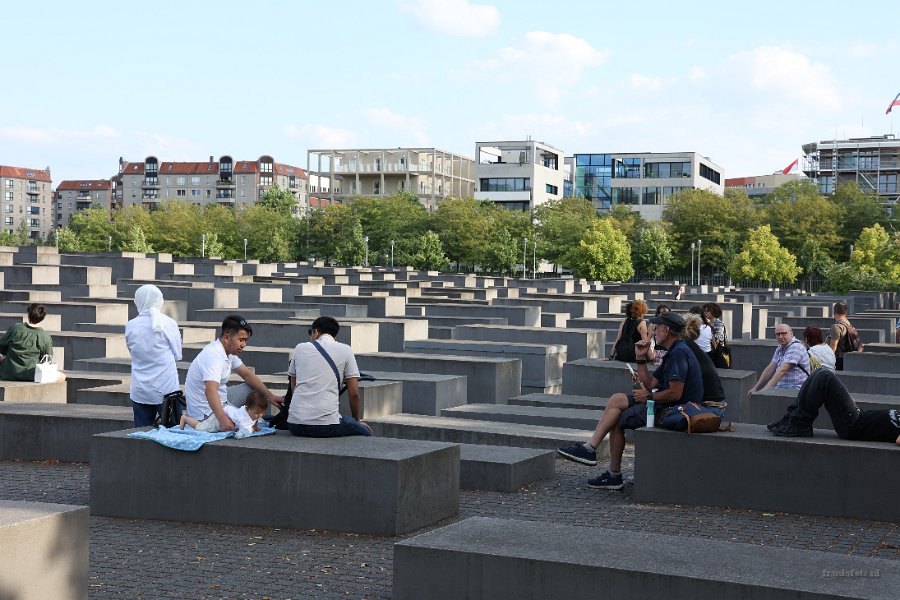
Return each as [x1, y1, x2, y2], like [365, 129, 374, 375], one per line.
[134, 284, 165, 333]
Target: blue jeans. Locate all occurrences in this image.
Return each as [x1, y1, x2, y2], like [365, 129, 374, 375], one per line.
[288, 416, 372, 438]
[132, 400, 183, 427]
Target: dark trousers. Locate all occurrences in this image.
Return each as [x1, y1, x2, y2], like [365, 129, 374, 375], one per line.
[288, 415, 372, 438]
[133, 400, 183, 427]
[790, 369, 859, 438]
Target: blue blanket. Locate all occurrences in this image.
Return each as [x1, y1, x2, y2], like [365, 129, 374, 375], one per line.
[127, 424, 277, 452]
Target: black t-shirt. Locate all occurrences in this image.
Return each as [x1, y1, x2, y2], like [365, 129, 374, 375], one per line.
[684, 339, 726, 404]
[849, 409, 900, 443]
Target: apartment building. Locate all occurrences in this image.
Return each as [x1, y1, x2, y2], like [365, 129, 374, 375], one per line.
[306, 147, 476, 211]
[724, 173, 804, 200]
[114, 155, 308, 214]
[54, 180, 112, 228]
[474, 140, 565, 211]
[0, 165, 53, 240]
[568, 151, 725, 221]
[802, 134, 900, 210]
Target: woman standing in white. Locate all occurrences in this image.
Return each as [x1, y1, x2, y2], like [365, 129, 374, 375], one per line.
[125, 285, 183, 427]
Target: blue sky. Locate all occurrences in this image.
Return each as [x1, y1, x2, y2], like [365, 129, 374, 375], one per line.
[3, 0, 900, 184]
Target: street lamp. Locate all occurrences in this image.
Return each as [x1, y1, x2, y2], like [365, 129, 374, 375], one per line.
[243, 238, 248, 261]
[697, 239, 702, 286]
[523, 236, 528, 278]
[532, 237, 537, 280]
[201, 234, 206, 258]
[390, 239, 395, 268]
[364, 236, 369, 267]
[108, 234, 112, 252]
[690, 242, 695, 286]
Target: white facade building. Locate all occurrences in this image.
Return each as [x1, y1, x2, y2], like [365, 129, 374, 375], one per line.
[474, 140, 565, 210]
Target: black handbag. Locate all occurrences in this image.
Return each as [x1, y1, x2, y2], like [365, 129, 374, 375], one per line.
[157, 390, 186, 428]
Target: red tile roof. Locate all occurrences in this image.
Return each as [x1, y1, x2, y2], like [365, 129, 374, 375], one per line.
[159, 162, 219, 175]
[275, 163, 307, 178]
[120, 162, 145, 175]
[56, 179, 112, 191]
[234, 161, 259, 174]
[0, 165, 52, 181]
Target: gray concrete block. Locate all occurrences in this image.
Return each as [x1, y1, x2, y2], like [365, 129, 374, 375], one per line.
[357, 352, 520, 405]
[421, 303, 540, 327]
[459, 444, 555, 492]
[0, 300, 128, 329]
[634, 424, 900, 522]
[837, 370, 900, 395]
[394, 516, 900, 600]
[0, 403, 134, 461]
[508, 393, 605, 410]
[341, 380, 403, 419]
[90, 429, 459, 535]
[842, 351, 900, 373]
[0, 500, 89, 600]
[367, 413, 607, 455]
[452, 324, 604, 361]
[44, 330, 129, 370]
[442, 403, 601, 431]
[0, 380, 67, 403]
[364, 371, 467, 415]
[405, 339, 564, 388]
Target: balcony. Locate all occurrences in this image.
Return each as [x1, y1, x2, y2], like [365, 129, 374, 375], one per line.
[216, 179, 236, 188]
[143, 179, 160, 188]
[76, 201, 92, 210]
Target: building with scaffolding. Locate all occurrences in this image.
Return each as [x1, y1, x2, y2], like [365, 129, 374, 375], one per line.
[801, 134, 900, 212]
[306, 148, 475, 211]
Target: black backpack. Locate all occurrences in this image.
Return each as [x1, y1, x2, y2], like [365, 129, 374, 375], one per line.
[838, 321, 864, 354]
[267, 373, 377, 430]
[612, 318, 641, 362]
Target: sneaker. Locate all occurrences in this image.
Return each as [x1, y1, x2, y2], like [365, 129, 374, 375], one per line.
[767, 415, 789, 432]
[772, 419, 814, 438]
[587, 471, 624, 490]
[557, 444, 597, 466]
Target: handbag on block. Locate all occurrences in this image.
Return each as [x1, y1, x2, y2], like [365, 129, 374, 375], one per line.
[34, 355, 59, 383]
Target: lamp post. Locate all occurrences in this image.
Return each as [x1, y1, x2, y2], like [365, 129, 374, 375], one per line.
[522, 236, 528, 278]
[532, 237, 537, 280]
[364, 235, 369, 267]
[201, 234, 206, 258]
[243, 238, 248, 261]
[697, 239, 702, 286]
[390, 239, 395, 268]
[108, 234, 112, 252]
[690, 242, 695, 286]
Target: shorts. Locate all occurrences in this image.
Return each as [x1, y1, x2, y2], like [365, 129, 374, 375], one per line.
[195, 414, 222, 433]
[618, 394, 672, 430]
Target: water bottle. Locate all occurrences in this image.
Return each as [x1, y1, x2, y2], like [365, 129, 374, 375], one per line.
[646, 399, 655, 428]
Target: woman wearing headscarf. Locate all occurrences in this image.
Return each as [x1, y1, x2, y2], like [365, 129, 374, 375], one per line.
[125, 285, 183, 426]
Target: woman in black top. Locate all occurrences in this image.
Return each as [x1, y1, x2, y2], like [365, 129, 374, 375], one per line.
[681, 313, 726, 404]
[607, 300, 649, 363]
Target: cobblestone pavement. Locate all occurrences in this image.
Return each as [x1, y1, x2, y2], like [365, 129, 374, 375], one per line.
[2, 448, 897, 599]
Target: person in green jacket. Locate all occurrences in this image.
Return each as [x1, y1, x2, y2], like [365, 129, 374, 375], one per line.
[0, 303, 59, 381]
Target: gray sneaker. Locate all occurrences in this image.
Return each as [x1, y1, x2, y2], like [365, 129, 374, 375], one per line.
[557, 444, 597, 466]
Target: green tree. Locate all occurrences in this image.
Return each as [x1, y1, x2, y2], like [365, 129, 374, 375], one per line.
[663, 188, 757, 274]
[200, 232, 226, 258]
[606, 204, 647, 246]
[566, 219, 634, 281]
[431, 197, 492, 269]
[632, 222, 673, 278]
[147, 201, 203, 256]
[56, 228, 80, 252]
[409, 231, 450, 271]
[831, 182, 888, 252]
[350, 193, 428, 265]
[68, 207, 114, 251]
[533, 197, 597, 271]
[240, 204, 299, 263]
[727, 225, 801, 284]
[258, 184, 297, 214]
[111, 205, 153, 250]
[201, 204, 240, 258]
[758, 180, 843, 259]
[481, 227, 518, 275]
[305, 204, 365, 264]
[121, 225, 154, 253]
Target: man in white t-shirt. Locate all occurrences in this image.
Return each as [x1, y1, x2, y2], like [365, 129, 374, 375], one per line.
[286, 316, 372, 437]
[184, 315, 283, 431]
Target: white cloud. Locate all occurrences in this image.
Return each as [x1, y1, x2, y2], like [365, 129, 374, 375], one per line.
[629, 74, 665, 92]
[396, 0, 500, 37]
[360, 107, 430, 146]
[725, 46, 842, 112]
[850, 41, 876, 58]
[688, 66, 708, 82]
[470, 31, 609, 105]
[283, 124, 358, 148]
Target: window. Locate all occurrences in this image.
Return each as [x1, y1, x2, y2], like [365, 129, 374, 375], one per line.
[545, 183, 559, 195]
[30, 206, 40, 215]
[176, 176, 186, 185]
[612, 187, 640, 205]
[4, 192, 12, 202]
[191, 189, 201, 197]
[5, 180, 12, 188]
[643, 187, 660, 205]
[206, 189, 211, 197]
[4, 217, 12, 226]
[878, 174, 897, 194]
[191, 176, 201, 185]
[260, 176, 273, 186]
[177, 190, 186, 197]
[699, 164, 720, 184]
[57, 202, 62, 210]
[479, 178, 531, 192]
[30, 218, 39, 227]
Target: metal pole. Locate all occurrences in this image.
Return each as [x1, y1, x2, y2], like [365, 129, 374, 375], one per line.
[690, 242, 695, 286]
[390, 240, 394, 268]
[697, 239, 702, 286]
[243, 238, 248, 261]
[364, 236, 369, 267]
[523, 237, 527, 278]
[201, 234, 206, 258]
[532, 239, 537, 280]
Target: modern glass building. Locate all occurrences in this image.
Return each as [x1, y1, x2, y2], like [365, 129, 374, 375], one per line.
[568, 151, 724, 221]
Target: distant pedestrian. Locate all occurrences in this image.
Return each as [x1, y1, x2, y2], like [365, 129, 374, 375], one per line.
[0, 303, 64, 382]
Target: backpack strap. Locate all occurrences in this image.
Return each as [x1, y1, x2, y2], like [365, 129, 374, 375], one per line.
[786, 340, 809, 375]
[312, 341, 341, 395]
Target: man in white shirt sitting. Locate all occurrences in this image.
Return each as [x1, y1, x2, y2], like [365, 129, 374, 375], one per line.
[184, 315, 283, 431]
[286, 316, 371, 437]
